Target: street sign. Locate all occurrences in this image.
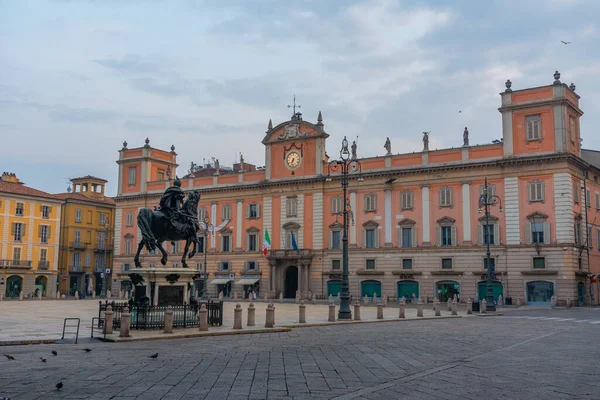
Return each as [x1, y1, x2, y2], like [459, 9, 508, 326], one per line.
[228, 273, 235, 280]
[105, 268, 111, 275]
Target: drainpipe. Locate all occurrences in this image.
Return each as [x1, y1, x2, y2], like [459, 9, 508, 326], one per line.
[583, 169, 593, 305]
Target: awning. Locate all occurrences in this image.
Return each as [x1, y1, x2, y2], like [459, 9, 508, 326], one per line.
[210, 278, 232, 285]
[235, 278, 260, 286]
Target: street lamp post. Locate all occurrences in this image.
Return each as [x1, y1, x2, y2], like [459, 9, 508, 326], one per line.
[478, 177, 503, 312]
[200, 216, 212, 300]
[327, 136, 362, 320]
[102, 223, 111, 298]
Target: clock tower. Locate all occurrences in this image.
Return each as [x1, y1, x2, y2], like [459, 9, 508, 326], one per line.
[262, 111, 329, 180]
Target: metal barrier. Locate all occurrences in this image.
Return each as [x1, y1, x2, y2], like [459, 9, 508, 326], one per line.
[91, 317, 106, 340]
[61, 318, 80, 344]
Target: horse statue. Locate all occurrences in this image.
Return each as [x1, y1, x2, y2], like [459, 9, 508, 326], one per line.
[134, 184, 201, 269]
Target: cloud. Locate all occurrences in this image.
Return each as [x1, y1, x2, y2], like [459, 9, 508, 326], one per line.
[49, 106, 120, 124]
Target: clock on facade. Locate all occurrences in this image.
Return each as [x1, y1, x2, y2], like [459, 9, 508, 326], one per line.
[286, 151, 301, 168]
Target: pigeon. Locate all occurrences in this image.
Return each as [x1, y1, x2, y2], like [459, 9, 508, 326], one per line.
[52, 350, 58, 356]
[561, 40, 571, 45]
[56, 382, 63, 390]
[83, 348, 92, 353]
[4, 354, 15, 360]
[458, 110, 462, 113]
[40, 357, 47, 363]
[149, 353, 159, 359]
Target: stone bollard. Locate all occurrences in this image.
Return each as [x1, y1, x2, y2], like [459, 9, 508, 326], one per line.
[353, 302, 361, 321]
[92, 291, 96, 300]
[299, 301, 306, 324]
[233, 303, 243, 329]
[264, 293, 268, 303]
[382, 294, 388, 307]
[467, 297, 473, 315]
[372, 295, 377, 306]
[104, 305, 114, 334]
[481, 299, 487, 313]
[517, 296, 523, 306]
[363, 295, 369, 306]
[120, 307, 131, 338]
[447, 299, 452, 311]
[233, 292, 238, 301]
[434, 298, 441, 316]
[38, 292, 42, 300]
[74, 291, 79, 300]
[119, 290, 123, 300]
[265, 303, 275, 328]
[412, 293, 417, 304]
[61, 294, 66, 299]
[329, 294, 333, 303]
[218, 291, 224, 301]
[295, 291, 300, 304]
[56, 291, 60, 300]
[376, 301, 384, 319]
[399, 298, 406, 319]
[0, 293, 3, 301]
[164, 305, 174, 333]
[247, 303, 256, 326]
[551, 295, 556, 308]
[497, 294, 503, 307]
[279, 292, 284, 303]
[567, 298, 572, 308]
[417, 298, 424, 317]
[328, 302, 336, 322]
[452, 298, 458, 316]
[337, 292, 341, 303]
[198, 304, 208, 331]
[312, 293, 316, 305]
[107, 290, 111, 299]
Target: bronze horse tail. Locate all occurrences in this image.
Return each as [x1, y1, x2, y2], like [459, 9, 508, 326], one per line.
[137, 208, 157, 251]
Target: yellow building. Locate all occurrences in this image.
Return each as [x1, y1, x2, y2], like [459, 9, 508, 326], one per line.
[56, 176, 115, 296]
[0, 172, 63, 298]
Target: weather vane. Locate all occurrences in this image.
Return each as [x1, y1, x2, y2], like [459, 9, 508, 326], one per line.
[287, 95, 301, 115]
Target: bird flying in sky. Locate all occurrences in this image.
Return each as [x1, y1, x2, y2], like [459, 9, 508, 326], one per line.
[561, 40, 571, 45]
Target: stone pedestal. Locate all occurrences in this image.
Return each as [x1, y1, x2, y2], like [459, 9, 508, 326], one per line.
[451, 298, 458, 316]
[481, 299, 487, 313]
[104, 305, 114, 334]
[198, 304, 208, 331]
[265, 303, 275, 328]
[247, 303, 256, 326]
[434, 298, 441, 317]
[399, 298, 406, 319]
[299, 301, 306, 323]
[417, 298, 424, 317]
[353, 302, 361, 321]
[328, 302, 335, 322]
[376, 302, 384, 319]
[120, 309, 131, 338]
[233, 304, 242, 329]
[164, 305, 174, 333]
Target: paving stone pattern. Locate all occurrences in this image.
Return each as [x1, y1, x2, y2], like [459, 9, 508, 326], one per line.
[1, 308, 599, 399]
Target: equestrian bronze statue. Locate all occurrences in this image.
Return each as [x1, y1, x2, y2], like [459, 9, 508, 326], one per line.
[134, 178, 201, 268]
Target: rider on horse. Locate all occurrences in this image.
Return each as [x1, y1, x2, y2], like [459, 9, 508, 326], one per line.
[158, 177, 190, 231]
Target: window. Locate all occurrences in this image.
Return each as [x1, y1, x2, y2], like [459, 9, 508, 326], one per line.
[364, 193, 377, 212]
[528, 180, 544, 202]
[128, 167, 137, 185]
[126, 212, 134, 227]
[218, 262, 230, 271]
[246, 261, 257, 271]
[95, 253, 106, 268]
[436, 217, 456, 246]
[331, 196, 342, 214]
[365, 259, 376, 270]
[483, 258, 495, 269]
[85, 253, 91, 267]
[570, 116, 576, 142]
[331, 260, 341, 270]
[402, 259, 413, 270]
[441, 258, 453, 269]
[222, 204, 232, 220]
[74, 230, 81, 244]
[575, 222, 582, 245]
[573, 182, 579, 203]
[439, 187, 452, 207]
[286, 197, 297, 217]
[588, 226, 593, 249]
[526, 114, 541, 141]
[197, 236, 205, 253]
[532, 221, 544, 244]
[479, 185, 496, 204]
[157, 169, 165, 181]
[40, 248, 47, 263]
[13, 247, 21, 263]
[595, 193, 600, 210]
[483, 224, 495, 245]
[124, 237, 133, 255]
[122, 263, 131, 272]
[441, 226, 452, 246]
[247, 203, 260, 219]
[40, 225, 49, 243]
[400, 191, 413, 210]
[97, 232, 106, 248]
[578, 257, 583, 270]
[99, 212, 107, 226]
[365, 229, 377, 248]
[597, 228, 600, 251]
[331, 231, 341, 249]
[170, 241, 181, 254]
[533, 257, 545, 269]
[283, 222, 300, 249]
[75, 209, 82, 223]
[13, 222, 24, 241]
[244, 233, 255, 251]
[72, 253, 81, 267]
[41, 205, 50, 219]
[221, 233, 231, 252]
[15, 202, 24, 216]
[401, 228, 412, 248]
[198, 207, 207, 221]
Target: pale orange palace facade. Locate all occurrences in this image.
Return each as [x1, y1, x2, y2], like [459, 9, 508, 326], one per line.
[113, 72, 600, 306]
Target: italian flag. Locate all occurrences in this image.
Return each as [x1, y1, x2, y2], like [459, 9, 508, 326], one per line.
[263, 229, 271, 256]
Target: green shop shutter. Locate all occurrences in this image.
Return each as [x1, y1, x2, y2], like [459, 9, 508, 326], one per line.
[361, 280, 381, 298]
[478, 281, 503, 301]
[397, 281, 419, 300]
[327, 281, 342, 297]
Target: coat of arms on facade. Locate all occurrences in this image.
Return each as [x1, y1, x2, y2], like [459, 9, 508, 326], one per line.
[277, 123, 308, 141]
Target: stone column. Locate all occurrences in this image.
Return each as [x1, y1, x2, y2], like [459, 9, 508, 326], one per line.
[461, 182, 471, 243]
[247, 303, 256, 326]
[349, 191, 357, 247]
[164, 305, 173, 333]
[198, 304, 208, 331]
[233, 304, 242, 329]
[421, 185, 431, 245]
[120, 308, 131, 338]
[399, 298, 406, 319]
[384, 188, 392, 246]
[376, 301, 384, 319]
[417, 298, 424, 317]
[328, 302, 335, 322]
[265, 303, 275, 328]
[353, 302, 361, 321]
[305, 265, 310, 295]
[297, 265, 303, 295]
[153, 284, 159, 306]
[104, 305, 114, 335]
[299, 301, 306, 323]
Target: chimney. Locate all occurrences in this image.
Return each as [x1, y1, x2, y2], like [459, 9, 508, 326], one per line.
[1, 172, 21, 184]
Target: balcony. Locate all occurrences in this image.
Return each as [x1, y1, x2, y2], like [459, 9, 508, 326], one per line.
[267, 249, 313, 261]
[69, 242, 87, 250]
[94, 265, 107, 273]
[38, 261, 50, 270]
[0, 259, 33, 269]
[93, 243, 112, 253]
[69, 265, 83, 273]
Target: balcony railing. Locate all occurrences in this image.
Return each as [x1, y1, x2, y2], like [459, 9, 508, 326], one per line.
[70, 265, 83, 273]
[267, 249, 313, 259]
[94, 265, 107, 273]
[69, 242, 88, 250]
[0, 259, 33, 268]
[93, 244, 113, 253]
[38, 261, 50, 270]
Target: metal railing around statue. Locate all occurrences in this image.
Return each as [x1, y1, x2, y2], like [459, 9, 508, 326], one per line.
[98, 300, 223, 330]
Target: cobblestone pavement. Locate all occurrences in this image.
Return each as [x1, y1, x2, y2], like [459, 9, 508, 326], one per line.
[1, 308, 599, 399]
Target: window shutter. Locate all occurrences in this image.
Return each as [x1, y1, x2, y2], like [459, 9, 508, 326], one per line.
[22, 224, 26, 239]
[396, 227, 401, 247]
[39, 205, 43, 213]
[525, 222, 532, 244]
[477, 224, 483, 245]
[246, 204, 250, 219]
[494, 224, 500, 245]
[435, 227, 441, 246]
[438, 189, 442, 206]
[362, 229, 366, 248]
[328, 231, 333, 249]
[48, 206, 52, 216]
[38, 225, 42, 238]
[540, 183, 545, 201]
[543, 222, 551, 244]
[48, 225, 51, 239]
[451, 226, 457, 246]
[412, 227, 417, 247]
[375, 229, 380, 248]
[11, 223, 16, 236]
[256, 204, 261, 219]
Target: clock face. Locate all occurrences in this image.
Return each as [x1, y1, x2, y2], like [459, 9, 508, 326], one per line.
[286, 152, 301, 168]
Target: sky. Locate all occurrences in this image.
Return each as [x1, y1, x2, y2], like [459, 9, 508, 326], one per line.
[1, 0, 599, 196]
